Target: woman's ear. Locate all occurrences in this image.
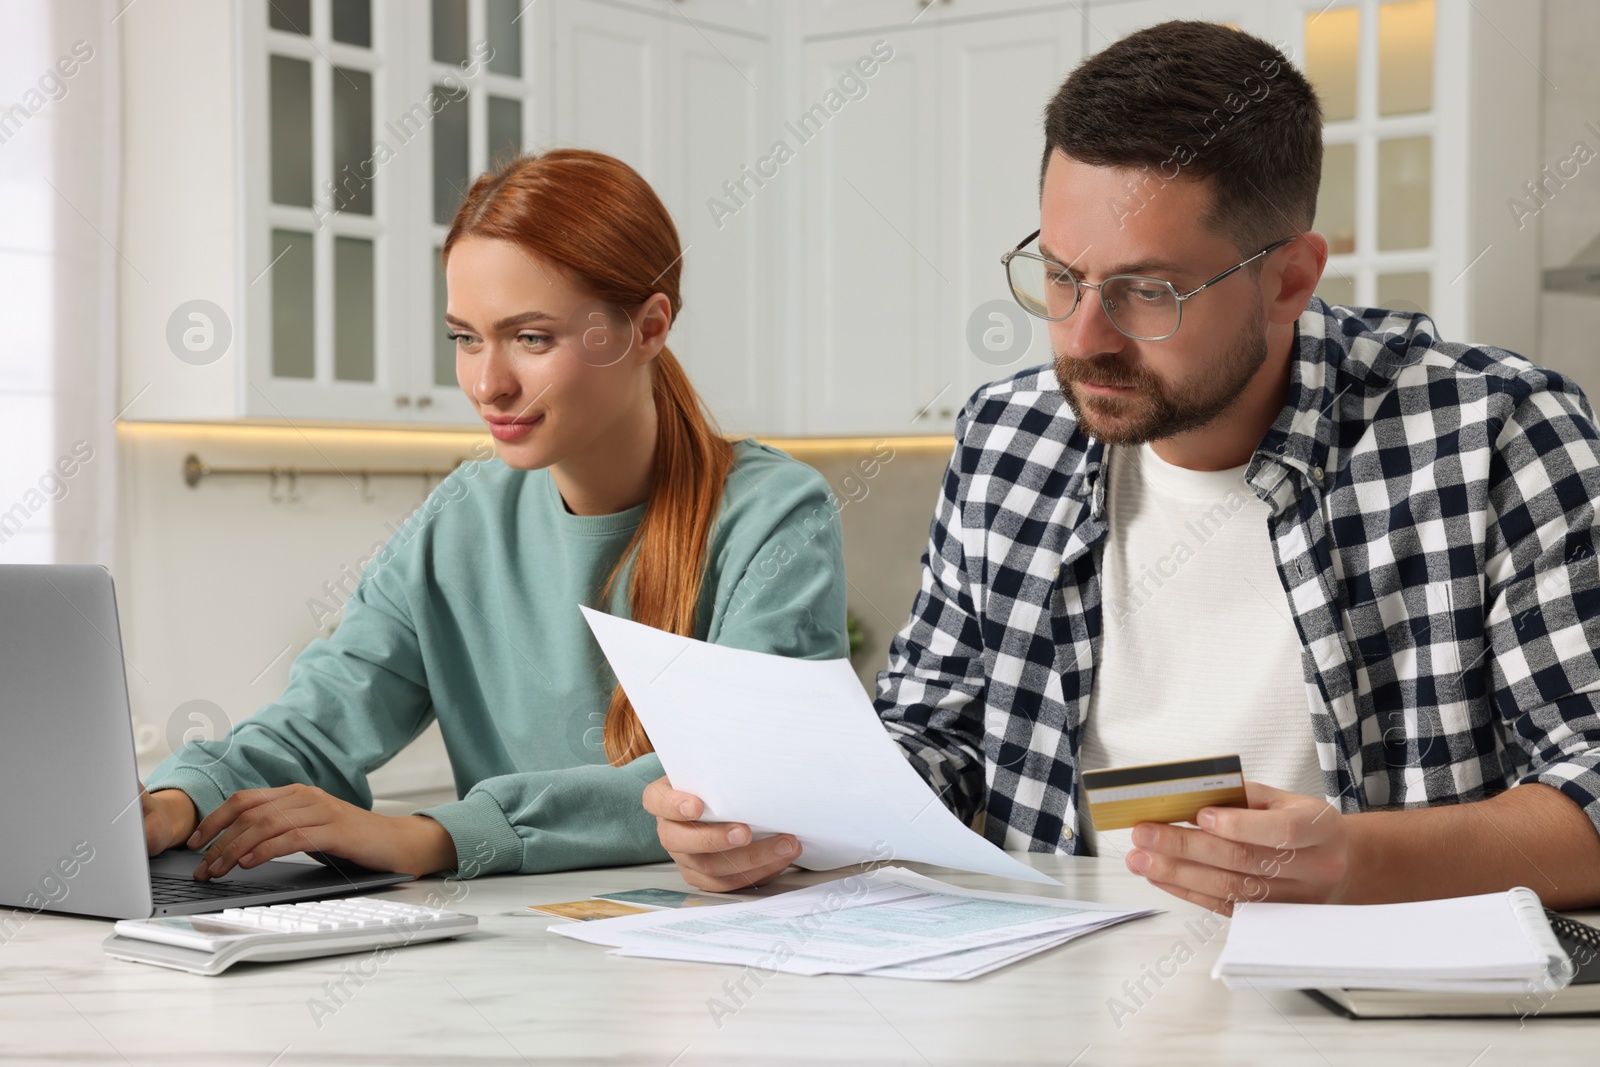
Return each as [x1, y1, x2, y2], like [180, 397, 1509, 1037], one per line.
[634, 292, 674, 363]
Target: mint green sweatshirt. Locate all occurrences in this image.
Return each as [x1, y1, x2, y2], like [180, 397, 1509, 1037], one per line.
[145, 438, 849, 876]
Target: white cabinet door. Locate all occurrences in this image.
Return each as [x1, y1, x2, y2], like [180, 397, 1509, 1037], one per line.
[239, 1, 413, 424]
[658, 0, 774, 35]
[797, 9, 1081, 436]
[800, 0, 939, 36]
[409, 0, 543, 428]
[801, 0, 1078, 36]
[572, 0, 772, 35]
[798, 32, 942, 435]
[551, 1, 775, 435]
[552, 0, 667, 184]
[932, 8, 1083, 432]
[1083, 0, 1274, 51]
[658, 21, 775, 436]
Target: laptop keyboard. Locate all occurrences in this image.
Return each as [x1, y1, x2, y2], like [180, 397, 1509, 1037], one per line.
[150, 873, 288, 904]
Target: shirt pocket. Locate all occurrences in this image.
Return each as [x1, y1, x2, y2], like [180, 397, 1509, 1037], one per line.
[1352, 578, 1479, 775]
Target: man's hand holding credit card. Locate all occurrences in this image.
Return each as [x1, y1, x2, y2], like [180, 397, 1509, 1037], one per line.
[1083, 755, 1249, 831]
[1086, 755, 1358, 915]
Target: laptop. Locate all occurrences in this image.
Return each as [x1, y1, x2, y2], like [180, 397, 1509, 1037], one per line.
[0, 564, 412, 919]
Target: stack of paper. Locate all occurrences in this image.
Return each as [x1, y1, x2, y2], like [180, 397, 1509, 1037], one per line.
[550, 867, 1159, 981]
[1213, 888, 1573, 993]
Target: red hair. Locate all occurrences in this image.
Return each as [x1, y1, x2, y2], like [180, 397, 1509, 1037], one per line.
[442, 149, 734, 766]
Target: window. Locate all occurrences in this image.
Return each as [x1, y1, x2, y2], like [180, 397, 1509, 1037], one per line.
[0, 2, 119, 564]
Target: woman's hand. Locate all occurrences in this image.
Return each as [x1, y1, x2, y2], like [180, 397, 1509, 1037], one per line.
[187, 783, 458, 880]
[141, 786, 200, 856]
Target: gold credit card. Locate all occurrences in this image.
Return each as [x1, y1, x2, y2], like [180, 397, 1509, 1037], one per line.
[1083, 755, 1248, 831]
[525, 899, 650, 921]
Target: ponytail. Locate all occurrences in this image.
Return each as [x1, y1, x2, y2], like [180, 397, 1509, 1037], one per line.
[597, 347, 734, 764]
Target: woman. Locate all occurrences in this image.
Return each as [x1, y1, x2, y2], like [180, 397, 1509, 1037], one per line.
[140, 149, 849, 879]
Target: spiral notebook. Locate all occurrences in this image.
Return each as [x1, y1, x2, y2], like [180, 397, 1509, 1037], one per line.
[1214, 888, 1577, 991]
[1213, 888, 1600, 1018]
[1310, 910, 1600, 1019]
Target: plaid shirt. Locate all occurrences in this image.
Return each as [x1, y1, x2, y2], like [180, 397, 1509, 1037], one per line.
[875, 297, 1600, 854]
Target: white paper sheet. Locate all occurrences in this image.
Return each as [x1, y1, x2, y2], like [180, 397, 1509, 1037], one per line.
[861, 927, 1084, 981]
[579, 607, 1058, 886]
[551, 866, 1157, 978]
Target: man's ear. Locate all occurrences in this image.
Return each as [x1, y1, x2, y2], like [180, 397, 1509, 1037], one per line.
[1268, 230, 1329, 326]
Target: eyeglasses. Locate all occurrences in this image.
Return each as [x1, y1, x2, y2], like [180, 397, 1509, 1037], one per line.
[1000, 231, 1296, 341]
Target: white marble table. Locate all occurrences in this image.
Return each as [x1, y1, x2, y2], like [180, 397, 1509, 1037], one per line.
[3, 853, 1595, 1065]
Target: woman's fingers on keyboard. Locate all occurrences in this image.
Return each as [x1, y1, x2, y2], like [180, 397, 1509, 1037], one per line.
[188, 785, 300, 851]
[195, 787, 329, 878]
[192, 785, 421, 880]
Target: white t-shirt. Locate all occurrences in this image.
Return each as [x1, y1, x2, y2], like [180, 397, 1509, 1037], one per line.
[1077, 442, 1324, 858]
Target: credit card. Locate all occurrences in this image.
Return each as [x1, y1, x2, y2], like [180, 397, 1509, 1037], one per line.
[593, 888, 737, 910]
[1082, 755, 1247, 831]
[524, 899, 650, 921]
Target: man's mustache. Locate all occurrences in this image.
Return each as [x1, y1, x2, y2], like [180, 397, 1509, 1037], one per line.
[1055, 354, 1148, 390]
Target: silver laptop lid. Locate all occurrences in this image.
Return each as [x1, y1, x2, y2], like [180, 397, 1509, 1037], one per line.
[0, 565, 154, 919]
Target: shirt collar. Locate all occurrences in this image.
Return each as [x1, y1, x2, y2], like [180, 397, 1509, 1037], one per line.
[1248, 297, 1441, 507]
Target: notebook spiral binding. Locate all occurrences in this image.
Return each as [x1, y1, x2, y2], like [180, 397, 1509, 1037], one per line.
[1546, 907, 1600, 985]
[1546, 909, 1600, 951]
[1507, 887, 1570, 982]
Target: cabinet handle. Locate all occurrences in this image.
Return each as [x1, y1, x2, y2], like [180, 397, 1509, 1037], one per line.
[416, 396, 433, 408]
[939, 407, 953, 418]
[395, 395, 411, 407]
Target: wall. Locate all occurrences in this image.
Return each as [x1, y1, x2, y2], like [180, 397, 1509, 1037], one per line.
[772, 437, 952, 687]
[120, 421, 951, 798]
[1537, 0, 1600, 395]
[119, 423, 489, 794]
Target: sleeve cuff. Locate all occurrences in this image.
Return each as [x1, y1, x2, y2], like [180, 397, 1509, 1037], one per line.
[415, 791, 524, 877]
[143, 767, 230, 822]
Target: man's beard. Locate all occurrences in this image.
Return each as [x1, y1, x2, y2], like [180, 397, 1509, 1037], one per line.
[1053, 317, 1268, 445]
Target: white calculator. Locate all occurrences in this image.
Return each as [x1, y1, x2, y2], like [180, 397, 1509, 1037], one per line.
[103, 896, 478, 976]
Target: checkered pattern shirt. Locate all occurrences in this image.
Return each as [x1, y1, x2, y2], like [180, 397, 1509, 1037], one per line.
[875, 298, 1600, 854]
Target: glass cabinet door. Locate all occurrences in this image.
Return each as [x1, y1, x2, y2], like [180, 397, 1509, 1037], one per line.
[1291, 0, 1445, 324]
[244, 0, 539, 425]
[246, 0, 401, 421]
[411, 0, 538, 425]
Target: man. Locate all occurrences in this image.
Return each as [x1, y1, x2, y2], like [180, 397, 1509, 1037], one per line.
[646, 20, 1600, 913]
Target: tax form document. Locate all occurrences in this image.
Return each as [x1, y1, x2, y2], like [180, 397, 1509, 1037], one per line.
[580, 607, 1058, 886]
[551, 867, 1158, 978]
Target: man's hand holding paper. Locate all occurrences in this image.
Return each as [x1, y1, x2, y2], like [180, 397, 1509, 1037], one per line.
[579, 607, 1057, 889]
[643, 777, 801, 892]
